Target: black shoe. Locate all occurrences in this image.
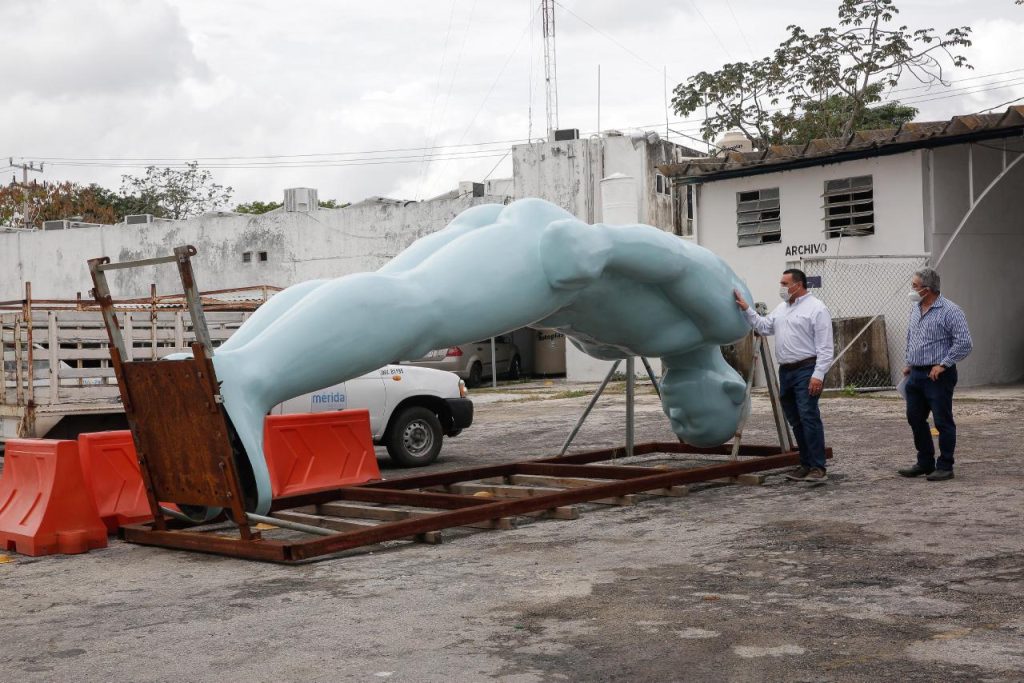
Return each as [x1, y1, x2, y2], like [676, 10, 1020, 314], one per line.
[898, 464, 934, 478]
[926, 469, 954, 482]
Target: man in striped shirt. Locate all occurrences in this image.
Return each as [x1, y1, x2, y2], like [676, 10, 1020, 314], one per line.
[898, 268, 973, 482]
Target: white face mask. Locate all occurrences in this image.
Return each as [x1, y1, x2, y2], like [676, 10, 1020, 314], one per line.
[779, 286, 793, 301]
[908, 289, 925, 303]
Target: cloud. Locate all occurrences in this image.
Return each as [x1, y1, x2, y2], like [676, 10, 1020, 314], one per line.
[0, 0, 207, 98]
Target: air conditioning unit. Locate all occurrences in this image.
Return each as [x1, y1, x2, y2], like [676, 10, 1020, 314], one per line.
[125, 214, 154, 225]
[284, 187, 319, 212]
[552, 128, 580, 141]
[42, 220, 69, 230]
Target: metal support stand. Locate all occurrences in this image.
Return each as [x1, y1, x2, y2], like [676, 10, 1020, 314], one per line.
[730, 333, 794, 459]
[559, 356, 661, 457]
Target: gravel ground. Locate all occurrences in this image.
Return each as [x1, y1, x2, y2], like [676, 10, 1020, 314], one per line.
[1, 382, 1022, 682]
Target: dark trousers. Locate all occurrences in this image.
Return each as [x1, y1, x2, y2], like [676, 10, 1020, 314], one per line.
[779, 364, 826, 470]
[905, 365, 958, 471]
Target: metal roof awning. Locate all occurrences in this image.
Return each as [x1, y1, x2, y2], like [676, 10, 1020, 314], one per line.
[659, 105, 1024, 183]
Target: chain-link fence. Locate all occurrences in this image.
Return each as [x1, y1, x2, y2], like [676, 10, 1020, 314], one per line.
[800, 255, 929, 390]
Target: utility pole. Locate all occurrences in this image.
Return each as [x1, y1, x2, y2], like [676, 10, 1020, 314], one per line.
[541, 0, 559, 135]
[9, 158, 44, 229]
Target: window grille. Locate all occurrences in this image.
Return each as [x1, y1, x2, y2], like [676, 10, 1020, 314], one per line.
[736, 187, 780, 246]
[823, 175, 874, 238]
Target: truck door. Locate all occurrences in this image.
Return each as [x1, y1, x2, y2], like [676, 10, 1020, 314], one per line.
[347, 369, 388, 435]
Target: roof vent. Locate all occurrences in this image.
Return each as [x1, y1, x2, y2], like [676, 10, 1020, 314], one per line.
[284, 187, 319, 212]
[125, 214, 154, 225]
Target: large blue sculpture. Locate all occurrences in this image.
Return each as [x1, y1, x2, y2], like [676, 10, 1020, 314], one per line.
[212, 198, 754, 515]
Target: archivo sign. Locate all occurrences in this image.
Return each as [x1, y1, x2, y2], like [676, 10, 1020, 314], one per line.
[784, 242, 828, 257]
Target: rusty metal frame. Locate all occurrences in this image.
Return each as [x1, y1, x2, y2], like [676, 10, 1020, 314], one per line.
[88, 246, 260, 542]
[117, 442, 828, 563]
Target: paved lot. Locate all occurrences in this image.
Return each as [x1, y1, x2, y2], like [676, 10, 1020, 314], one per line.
[1, 382, 1022, 682]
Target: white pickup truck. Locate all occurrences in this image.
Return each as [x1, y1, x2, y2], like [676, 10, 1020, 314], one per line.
[272, 364, 473, 467]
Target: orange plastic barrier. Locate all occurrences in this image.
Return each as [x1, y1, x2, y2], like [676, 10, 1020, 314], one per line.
[263, 409, 381, 497]
[77, 431, 153, 533]
[0, 439, 108, 556]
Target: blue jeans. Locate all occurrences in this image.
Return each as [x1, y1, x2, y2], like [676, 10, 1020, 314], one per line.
[779, 364, 826, 470]
[905, 365, 958, 471]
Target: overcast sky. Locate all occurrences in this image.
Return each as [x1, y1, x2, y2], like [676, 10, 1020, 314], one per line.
[2, 0, 1021, 207]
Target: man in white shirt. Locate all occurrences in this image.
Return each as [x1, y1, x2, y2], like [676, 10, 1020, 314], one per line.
[734, 269, 834, 483]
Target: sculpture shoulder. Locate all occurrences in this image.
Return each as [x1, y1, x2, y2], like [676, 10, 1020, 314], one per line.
[539, 218, 613, 290]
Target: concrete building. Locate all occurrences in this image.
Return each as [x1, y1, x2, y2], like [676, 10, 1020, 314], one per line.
[1, 129, 701, 382]
[512, 129, 704, 379]
[660, 106, 1024, 387]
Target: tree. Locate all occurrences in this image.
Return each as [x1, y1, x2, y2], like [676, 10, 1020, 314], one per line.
[0, 180, 118, 227]
[672, 0, 971, 150]
[119, 162, 233, 219]
[772, 86, 918, 144]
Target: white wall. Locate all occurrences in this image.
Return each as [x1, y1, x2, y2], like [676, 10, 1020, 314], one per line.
[0, 193, 502, 301]
[691, 141, 1024, 387]
[929, 141, 1024, 385]
[694, 151, 928, 306]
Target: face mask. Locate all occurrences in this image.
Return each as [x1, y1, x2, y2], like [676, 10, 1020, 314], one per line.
[779, 286, 793, 301]
[908, 289, 924, 303]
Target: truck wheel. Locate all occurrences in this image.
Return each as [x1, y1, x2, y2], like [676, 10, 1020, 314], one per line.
[507, 355, 521, 380]
[386, 407, 443, 467]
[467, 362, 483, 388]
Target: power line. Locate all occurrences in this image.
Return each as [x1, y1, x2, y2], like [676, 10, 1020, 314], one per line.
[553, 1, 660, 73]
[12, 76, 1022, 174]
[414, 0, 461, 200]
[42, 151, 511, 171]
[416, 0, 481, 199]
[723, 0, 756, 60]
[14, 68, 1024, 167]
[688, 0, 733, 63]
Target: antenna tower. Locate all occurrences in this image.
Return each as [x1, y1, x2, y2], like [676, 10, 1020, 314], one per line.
[541, 0, 559, 134]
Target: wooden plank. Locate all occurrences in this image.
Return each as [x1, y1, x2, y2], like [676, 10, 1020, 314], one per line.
[712, 473, 767, 486]
[436, 482, 638, 507]
[58, 367, 117, 379]
[47, 313, 58, 403]
[483, 474, 689, 498]
[315, 501, 515, 530]
[273, 510, 443, 544]
[57, 386, 122, 400]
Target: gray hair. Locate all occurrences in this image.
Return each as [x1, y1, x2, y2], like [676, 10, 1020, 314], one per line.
[915, 268, 940, 293]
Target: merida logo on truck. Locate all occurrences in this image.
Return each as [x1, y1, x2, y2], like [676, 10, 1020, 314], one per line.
[312, 392, 346, 404]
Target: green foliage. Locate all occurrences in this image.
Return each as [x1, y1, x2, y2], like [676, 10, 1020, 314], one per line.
[234, 198, 348, 214]
[772, 86, 919, 144]
[119, 162, 233, 220]
[234, 200, 283, 214]
[672, 0, 971, 150]
[318, 199, 348, 209]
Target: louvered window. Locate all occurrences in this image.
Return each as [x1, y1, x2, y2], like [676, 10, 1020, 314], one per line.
[823, 175, 874, 238]
[736, 188, 781, 246]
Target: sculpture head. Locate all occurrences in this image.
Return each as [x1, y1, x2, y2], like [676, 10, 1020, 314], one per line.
[659, 355, 749, 447]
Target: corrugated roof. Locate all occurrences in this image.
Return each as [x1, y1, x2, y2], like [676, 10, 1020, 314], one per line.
[659, 105, 1024, 182]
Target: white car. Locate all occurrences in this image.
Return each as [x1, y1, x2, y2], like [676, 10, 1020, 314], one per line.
[272, 364, 473, 467]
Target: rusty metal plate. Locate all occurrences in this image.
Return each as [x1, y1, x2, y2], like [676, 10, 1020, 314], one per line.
[120, 357, 237, 509]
